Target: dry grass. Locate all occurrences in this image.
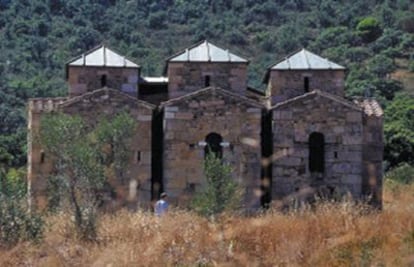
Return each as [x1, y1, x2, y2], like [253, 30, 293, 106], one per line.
[1, 183, 414, 266]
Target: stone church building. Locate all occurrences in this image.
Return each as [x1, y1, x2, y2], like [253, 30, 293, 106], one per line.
[27, 41, 383, 210]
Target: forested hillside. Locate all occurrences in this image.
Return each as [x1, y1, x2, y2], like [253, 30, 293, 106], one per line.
[0, 0, 413, 170]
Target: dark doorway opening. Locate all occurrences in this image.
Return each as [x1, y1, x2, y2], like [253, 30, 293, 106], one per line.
[151, 110, 164, 200]
[260, 110, 273, 208]
[205, 132, 223, 159]
[309, 132, 325, 173]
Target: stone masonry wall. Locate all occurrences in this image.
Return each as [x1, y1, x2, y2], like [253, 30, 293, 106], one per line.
[163, 91, 262, 209]
[268, 70, 345, 105]
[272, 94, 364, 201]
[67, 66, 139, 97]
[28, 90, 153, 210]
[28, 98, 68, 209]
[167, 62, 247, 99]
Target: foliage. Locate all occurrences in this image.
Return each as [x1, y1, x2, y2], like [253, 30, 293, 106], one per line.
[191, 153, 241, 217]
[356, 17, 383, 43]
[367, 54, 395, 78]
[0, 168, 44, 247]
[0, 0, 412, 171]
[39, 112, 136, 240]
[384, 93, 414, 168]
[385, 163, 414, 184]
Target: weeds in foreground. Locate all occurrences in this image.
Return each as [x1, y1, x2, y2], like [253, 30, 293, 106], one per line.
[1, 183, 414, 266]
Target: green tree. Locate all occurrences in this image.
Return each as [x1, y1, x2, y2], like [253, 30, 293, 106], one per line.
[39, 112, 136, 240]
[191, 153, 241, 217]
[367, 54, 395, 78]
[356, 17, 383, 43]
[0, 167, 44, 247]
[384, 93, 414, 168]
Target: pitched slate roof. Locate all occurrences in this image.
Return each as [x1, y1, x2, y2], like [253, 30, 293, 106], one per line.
[271, 90, 361, 112]
[160, 87, 263, 108]
[270, 49, 345, 70]
[67, 45, 139, 68]
[353, 98, 383, 117]
[167, 40, 248, 63]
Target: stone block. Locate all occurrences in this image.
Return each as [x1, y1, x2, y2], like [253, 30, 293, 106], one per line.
[280, 156, 302, 167]
[165, 106, 179, 112]
[346, 112, 362, 122]
[247, 108, 261, 113]
[343, 135, 362, 145]
[137, 115, 152, 122]
[128, 75, 138, 83]
[165, 112, 175, 119]
[175, 112, 193, 120]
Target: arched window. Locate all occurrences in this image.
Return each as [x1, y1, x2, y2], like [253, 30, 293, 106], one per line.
[204, 132, 223, 159]
[309, 132, 324, 173]
[101, 74, 107, 87]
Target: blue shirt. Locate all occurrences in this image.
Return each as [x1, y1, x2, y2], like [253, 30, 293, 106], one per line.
[154, 199, 168, 216]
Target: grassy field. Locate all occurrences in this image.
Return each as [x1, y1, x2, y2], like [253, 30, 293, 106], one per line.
[1, 182, 413, 266]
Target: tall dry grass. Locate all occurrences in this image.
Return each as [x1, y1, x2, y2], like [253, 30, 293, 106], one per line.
[1, 182, 414, 266]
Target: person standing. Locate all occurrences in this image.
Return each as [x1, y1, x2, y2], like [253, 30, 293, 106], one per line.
[154, 192, 168, 216]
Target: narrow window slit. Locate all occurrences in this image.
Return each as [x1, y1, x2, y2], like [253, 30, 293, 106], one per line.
[40, 151, 45, 164]
[204, 75, 211, 87]
[136, 151, 141, 162]
[304, 77, 309, 93]
[101, 74, 107, 87]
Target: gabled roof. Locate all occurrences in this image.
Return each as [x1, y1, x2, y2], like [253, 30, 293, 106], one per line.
[271, 90, 361, 112]
[160, 87, 263, 109]
[353, 98, 383, 117]
[59, 88, 155, 110]
[270, 49, 345, 70]
[67, 44, 139, 68]
[167, 40, 249, 63]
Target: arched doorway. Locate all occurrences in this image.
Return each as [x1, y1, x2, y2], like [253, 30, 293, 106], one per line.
[204, 132, 223, 159]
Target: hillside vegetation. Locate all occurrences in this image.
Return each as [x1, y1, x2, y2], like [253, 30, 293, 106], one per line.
[0, 1, 413, 169]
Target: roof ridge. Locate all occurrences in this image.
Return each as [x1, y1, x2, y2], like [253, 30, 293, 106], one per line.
[206, 41, 211, 62]
[103, 45, 107, 66]
[303, 49, 311, 69]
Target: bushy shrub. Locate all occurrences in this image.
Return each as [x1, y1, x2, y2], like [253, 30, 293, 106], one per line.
[191, 153, 242, 217]
[356, 17, 382, 43]
[385, 163, 414, 184]
[0, 169, 44, 247]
